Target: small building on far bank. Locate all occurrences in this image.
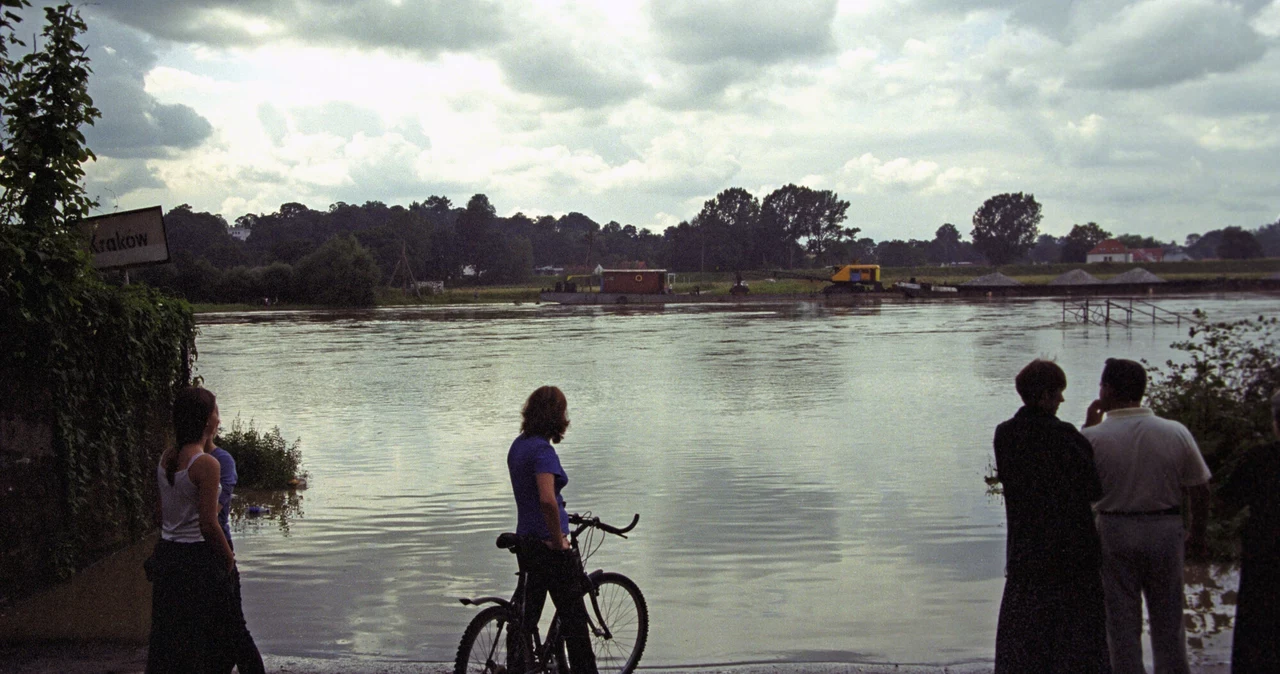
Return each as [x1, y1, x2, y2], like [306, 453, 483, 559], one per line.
[1132, 247, 1165, 263]
[600, 269, 672, 294]
[1087, 239, 1176, 264]
[1086, 239, 1131, 263]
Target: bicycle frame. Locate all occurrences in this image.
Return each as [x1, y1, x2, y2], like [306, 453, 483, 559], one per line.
[458, 513, 640, 674]
[459, 566, 611, 664]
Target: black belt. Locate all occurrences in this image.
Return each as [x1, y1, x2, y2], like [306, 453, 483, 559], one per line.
[1099, 506, 1181, 516]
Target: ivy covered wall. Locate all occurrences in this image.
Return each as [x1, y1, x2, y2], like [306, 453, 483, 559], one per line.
[0, 2, 197, 602]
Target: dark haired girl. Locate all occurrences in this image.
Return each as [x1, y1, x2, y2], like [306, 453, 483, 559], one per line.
[145, 387, 237, 673]
[507, 386, 597, 674]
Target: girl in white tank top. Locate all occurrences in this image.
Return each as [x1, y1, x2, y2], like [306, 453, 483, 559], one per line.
[156, 452, 219, 543]
[146, 387, 239, 673]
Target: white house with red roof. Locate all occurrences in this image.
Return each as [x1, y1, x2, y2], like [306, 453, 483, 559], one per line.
[1087, 239, 1169, 263]
[1086, 239, 1131, 263]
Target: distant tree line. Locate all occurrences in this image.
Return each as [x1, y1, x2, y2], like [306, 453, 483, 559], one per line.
[132, 189, 1280, 306]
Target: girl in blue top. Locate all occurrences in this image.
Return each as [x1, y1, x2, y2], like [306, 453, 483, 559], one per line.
[507, 386, 597, 674]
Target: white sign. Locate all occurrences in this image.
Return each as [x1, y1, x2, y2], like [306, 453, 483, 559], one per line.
[80, 206, 169, 269]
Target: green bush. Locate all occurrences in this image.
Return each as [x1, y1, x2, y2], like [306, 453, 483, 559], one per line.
[1145, 312, 1280, 557]
[218, 417, 308, 490]
[293, 234, 380, 306]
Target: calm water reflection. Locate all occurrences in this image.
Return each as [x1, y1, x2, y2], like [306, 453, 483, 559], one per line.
[196, 294, 1277, 666]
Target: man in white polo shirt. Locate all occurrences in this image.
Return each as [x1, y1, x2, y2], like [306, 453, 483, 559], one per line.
[1082, 358, 1211, 674]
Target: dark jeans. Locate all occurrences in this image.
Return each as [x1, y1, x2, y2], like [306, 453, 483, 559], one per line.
[145, 539, 238, 674]
[145, 539, 265, 674]
[220, 565, 265, 674]
[513, 541, 598, 674]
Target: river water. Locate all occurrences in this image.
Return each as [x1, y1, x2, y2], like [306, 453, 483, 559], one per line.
[195, 294, 1275, 667]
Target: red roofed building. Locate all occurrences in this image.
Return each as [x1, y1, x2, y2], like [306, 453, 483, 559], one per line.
[1132, 248, 1165, 263]
[1087, 239, 1132, 263]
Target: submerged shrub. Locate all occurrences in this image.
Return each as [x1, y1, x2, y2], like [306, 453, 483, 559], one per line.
[218, 417, 307, 490]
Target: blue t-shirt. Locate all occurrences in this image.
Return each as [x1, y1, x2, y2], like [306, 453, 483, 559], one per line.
[210, 447, 237, 544]
[507, 433, 569, 539]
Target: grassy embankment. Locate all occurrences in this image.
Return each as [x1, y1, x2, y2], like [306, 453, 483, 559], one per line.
[190, 259, 1280, 312]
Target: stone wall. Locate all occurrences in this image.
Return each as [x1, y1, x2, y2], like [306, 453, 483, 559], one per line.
[0, 374, 171, 609]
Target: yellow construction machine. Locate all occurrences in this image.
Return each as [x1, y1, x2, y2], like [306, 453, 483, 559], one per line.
[771, 264, 883, 293]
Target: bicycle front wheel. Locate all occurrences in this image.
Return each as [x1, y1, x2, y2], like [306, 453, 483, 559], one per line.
[587, 572, 648, 674]
[455, 605, 521, 674]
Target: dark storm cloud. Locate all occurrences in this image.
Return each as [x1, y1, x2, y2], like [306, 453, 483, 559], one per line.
[496, 39, 647, 109]
[910, 0, 1270, 91]
[652, 61, 751, 109]
[88, 0, 505, 55]
[79, 17, 213, 158]
[1169, 53, 1280, 115]
[1066, 0, 1268, 90]
[87, 160, 165, 204]
[650, 0, 838, 65]
[292, 101, 385, 140]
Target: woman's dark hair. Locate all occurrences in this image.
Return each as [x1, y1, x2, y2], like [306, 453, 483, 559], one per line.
[1102, 358, 1147, 403]
[167, 386, 216, 485]
[521, 386, 569, 443]
[1015, 359, 1067, 405]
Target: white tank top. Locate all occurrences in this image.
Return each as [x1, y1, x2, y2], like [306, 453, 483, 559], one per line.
[157, 452, 219, 543]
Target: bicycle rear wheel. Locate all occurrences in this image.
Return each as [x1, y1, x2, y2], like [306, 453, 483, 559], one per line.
[455, 606, 522, 674]
[587, 572, 648, 674]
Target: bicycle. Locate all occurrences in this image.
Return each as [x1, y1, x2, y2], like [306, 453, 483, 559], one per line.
[455, 513, 648, 674]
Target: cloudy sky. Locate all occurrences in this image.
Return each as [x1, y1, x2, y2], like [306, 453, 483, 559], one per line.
[22, 0, 1280, 241]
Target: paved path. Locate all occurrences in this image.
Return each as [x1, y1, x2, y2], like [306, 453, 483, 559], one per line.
[0, 642, 1233, 674]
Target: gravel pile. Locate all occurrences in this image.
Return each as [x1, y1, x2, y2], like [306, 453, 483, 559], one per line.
[961, 272, 1022, 286]
[1049, 269, 1101, 285]
[1106, 268, 1165, 284]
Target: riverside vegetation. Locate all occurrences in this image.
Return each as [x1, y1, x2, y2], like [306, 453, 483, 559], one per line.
[137, 189, 1280, 309]
[0, 2, 196, 594]
[0, 3, 304, 599]
[1145, 312, 1280, 558]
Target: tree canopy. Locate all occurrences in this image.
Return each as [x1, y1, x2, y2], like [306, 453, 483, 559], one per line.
[294, 235, 380, 306]
[1060, 222, 1112, 263]
[970, 192, 1042, 266]
[1217, 226, 1264, 260]
[126, 184, 1278, 305]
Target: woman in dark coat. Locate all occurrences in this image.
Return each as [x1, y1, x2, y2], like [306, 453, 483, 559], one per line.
[992, 360, 1110, 674]
[1217, 391, 1280, 673]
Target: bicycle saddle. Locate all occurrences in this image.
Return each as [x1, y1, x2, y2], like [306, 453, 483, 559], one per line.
[496, 532, 520, 551]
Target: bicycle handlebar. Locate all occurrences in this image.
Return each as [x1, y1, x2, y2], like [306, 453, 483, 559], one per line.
[568, 513, 640, 538]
